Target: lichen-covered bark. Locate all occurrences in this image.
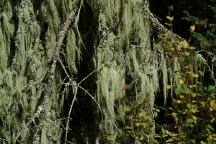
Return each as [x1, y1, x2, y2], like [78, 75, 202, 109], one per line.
[0, 0, 80, 143]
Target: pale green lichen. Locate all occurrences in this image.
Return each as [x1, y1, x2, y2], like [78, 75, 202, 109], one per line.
[0, 0, 80, 143]
[0, 0, 209, 143]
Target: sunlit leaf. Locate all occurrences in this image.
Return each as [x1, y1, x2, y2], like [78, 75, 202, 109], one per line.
[179, 79, 184, 85]
[138, 111, 146, 117]
[210, 100, 216, 111]
[166, 85, 172, 89]
[171, 112, 177, 118]
[182, 40, 189, 48]
[191, 93, 196, 97]
[165, 22, 172, 27]
[192, 115, 197, 123]
[188, 46, 196, 50]
[184, 52, 190, 56]
[190, 24, 196, 32]
[192, 73, 199, 78]
[139, 135, 144, 141]
[123, 105, 131, 112]
[176, 100, 181, 104]
[166, 16, 174, 21]
[200, 141, 207, 144]
[125, 126, 132, 130]
[189, 85, 196, 89]
[169, 133, 178, 137]
[166, 138, 174, 143]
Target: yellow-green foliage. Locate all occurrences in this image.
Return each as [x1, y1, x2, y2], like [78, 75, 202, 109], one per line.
[158, 51, 216, 143]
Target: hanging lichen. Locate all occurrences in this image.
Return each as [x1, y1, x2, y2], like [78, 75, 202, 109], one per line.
[0, 0, 81, 143]
[0, 0, 211, 144]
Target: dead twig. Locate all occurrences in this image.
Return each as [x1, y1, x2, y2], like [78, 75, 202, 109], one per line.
[64, 63, 107, 144]
[58, 55, 71, 82]
[42, 9, 76, 143]
[64, 82, 78, 144]
[44, 10, 76, 104]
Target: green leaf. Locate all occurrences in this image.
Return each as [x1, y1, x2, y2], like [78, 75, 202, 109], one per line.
[208, 86, 215, 91]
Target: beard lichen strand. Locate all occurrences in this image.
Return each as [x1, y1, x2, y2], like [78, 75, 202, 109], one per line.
[1, 0, 209, 143]
[94, 0, 161, 143]
[0, 0, 81, 143]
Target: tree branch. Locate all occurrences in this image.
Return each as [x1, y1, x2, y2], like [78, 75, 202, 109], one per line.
[14, 10, 76, 144]
[148, 10, 184, 41]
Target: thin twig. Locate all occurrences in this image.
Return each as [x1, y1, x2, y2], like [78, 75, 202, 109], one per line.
[78, 85, 101, 111]
[64, 83, 78, 144]
[64, 64, 106, 143]
[58, 56, 71, 81]
[78, 64, 106, 85]
[64, 85, 102, 144]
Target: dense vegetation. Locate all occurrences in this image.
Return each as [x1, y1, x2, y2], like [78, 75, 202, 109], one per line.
[151, 0, 216, 143]
[0, 0, 215, 143]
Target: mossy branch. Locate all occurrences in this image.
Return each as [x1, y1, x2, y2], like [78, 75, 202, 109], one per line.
[13, 10, 76, 143]
[41, 9, 76, 142]
[148, 10, 184, 42]
[44, 10, 76, 101]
